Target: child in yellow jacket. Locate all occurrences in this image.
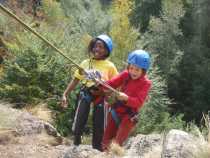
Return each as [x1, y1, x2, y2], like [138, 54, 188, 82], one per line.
[61, 34, 118, 151]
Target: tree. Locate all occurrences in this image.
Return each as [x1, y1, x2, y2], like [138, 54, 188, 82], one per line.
[133, 0, 189, 130]
[143, 0, 185, 80]
[109, 0, 139, 69]
[60, 0, 111, 36]
[171, 0, 210, 123]
[99, 0, 112, 6]
[0, 32, 68, 104]
[130, 0, 162, 32]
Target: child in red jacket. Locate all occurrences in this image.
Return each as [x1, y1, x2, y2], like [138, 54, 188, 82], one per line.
[101, 49, 152, 151]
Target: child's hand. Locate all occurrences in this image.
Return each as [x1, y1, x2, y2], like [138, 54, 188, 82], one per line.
[117, 92, 128, 101]
[61, 95, 68, 108]
[85, 70, 102, 80]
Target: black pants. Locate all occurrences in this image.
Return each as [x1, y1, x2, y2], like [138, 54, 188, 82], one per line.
[92, 103, 104, 151]
[72, 88, 104, 151]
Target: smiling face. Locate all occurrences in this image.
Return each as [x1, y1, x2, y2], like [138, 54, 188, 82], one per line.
[92, 40, 108, 60]
[128, 64, 144, 80]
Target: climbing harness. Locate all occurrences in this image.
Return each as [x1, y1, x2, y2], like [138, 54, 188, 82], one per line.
[108, 75, 140, 126]
[0, 3, 120, 96]
[85, 69, 102, 81]
[110, 108, 121, 127]
[110, 101, 139, 126]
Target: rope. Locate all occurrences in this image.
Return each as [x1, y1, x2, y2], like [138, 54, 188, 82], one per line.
[0, 4, 120, 95]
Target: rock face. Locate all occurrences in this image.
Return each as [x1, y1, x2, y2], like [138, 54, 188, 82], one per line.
[125, 134, 162, 158]
[162, 129, 206, 158]
[0, 102, 69, 158]
[15, 112, 60, 137]
[0, 102, 209, 158]
[0, 102, 60, 137]
[62, 130, 209, 158]
[63, 145, 100, 158]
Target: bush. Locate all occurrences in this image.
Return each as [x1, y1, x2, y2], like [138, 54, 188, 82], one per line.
[0, 32, 69, 105]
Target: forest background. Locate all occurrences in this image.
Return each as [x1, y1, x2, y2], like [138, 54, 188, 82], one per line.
[0, 0, 209, 137]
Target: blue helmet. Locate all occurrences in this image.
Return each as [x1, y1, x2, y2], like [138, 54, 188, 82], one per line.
[96, 34, 113, 54]
[127, 50, 150, 71]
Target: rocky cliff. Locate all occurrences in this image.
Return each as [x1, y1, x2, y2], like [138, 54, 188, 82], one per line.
[0, 102, 209, 158]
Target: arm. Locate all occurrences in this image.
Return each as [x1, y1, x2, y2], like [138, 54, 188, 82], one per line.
[100, 71, 128, 95]
[61, 78, 80, 108]
[126, 82, 151, 109]
[106, 70, 128, 88]
[117, 80, 151, 109]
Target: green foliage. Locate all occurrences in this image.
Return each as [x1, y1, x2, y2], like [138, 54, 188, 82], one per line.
[0, 31, 69, 105]
[42, 0, 67, 24]
[185, 122, 207, 139]
[142, 0, 185, 79]
[99, 0, 112, 6]
[173, 39, 210, 122]
[60, 0, 111, 36]
[130, 0, 162, 32]
[0, 12, 7, 32]
[169, 0, 210, 123]
[0, 12, 19, 37]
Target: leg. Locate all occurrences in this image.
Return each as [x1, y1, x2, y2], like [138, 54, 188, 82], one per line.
[115, 115, 136, 146]
[92, 103, 104, 151]
[72, 91, 92, 145]
[101, 113, 118, 151]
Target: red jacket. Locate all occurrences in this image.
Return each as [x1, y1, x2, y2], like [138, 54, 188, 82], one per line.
[107, 70, 151, 114]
